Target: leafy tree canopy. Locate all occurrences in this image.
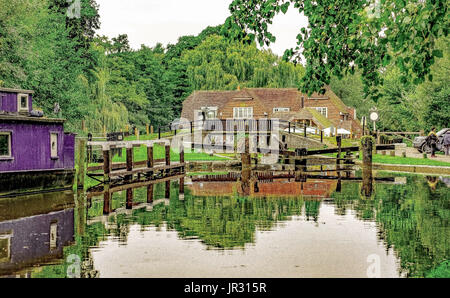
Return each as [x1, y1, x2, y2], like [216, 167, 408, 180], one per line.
[226, 0, 449, 99]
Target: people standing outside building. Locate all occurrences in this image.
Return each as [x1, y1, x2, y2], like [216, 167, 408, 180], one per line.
[427, 127, 438, 158]
[443, 130, 450, 156]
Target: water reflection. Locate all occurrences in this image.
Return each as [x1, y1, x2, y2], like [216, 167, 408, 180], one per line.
[0, 173, 448, 278]
[0, 191, 74, 277]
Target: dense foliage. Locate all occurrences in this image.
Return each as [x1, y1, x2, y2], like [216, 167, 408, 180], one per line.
[1, 0, 448, 133]
[227, 0, 449, 98]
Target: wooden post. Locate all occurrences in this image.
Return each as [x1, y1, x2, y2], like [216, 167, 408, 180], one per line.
[165, 145, 171, 166]
[87, 133, 93, 163]
[151, 125, 154, 134]
[180, 145, 185, 174]
[146, 124, 150, 136]
[76, 138, 86, 189]
[81, 120, 86, 132]
[344, 152, 352, 178]
[304, 123, 307, 138]
[147, 184, 154, 203]
[288, 122, 291, 134]
[179, 177, 185, 195]
[165, 180, 171, 199]
[361, 136, 374, 198]
[103, 186, 111, 215]
[103, 125, 107, 137]
[158, 127, 161, 139]
[241, 137, 251, 168]
[190, 121, 194, 134]
[336, 136, 342, 182]
[135, 127, 139, 140]
[320, 130, 323, 143]
[126, 188, 133, 209]
[126, 147, 133, 181]
[103, 148, 111, 183]
[336, 178, 342, 192]
[76, 189, 86, 236]
[147, 146, 154, 169]
[294, 148, 307, 182]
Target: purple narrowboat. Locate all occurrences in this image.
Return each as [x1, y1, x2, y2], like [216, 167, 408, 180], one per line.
[0, 88, 75, 196]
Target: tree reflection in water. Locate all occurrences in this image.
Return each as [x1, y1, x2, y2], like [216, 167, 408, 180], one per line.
[28, 174, 448, 278]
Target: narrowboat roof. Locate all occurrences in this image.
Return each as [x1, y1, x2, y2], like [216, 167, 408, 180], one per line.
[0, 87, 35, 94]
[0, 114, 65, 123]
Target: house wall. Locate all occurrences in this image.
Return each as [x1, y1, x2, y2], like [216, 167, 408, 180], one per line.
[0, 92, 33, 113]
[0, 121, 74, 172]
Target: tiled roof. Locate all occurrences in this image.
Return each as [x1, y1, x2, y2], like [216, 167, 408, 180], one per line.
[306, 108, 334, 128]
[246, 88, 302, 112]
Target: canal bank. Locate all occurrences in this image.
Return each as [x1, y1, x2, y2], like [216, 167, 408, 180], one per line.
[355, 160, 450, 175]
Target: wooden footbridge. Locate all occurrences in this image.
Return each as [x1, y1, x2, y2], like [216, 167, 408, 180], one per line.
[84, 139, 185, 185]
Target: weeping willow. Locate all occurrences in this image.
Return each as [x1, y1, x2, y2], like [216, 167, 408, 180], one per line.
[81, 52, 129, 133]
[183, 35, 306, 91]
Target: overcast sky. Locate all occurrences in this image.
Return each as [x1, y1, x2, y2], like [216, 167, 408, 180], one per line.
[95, 0, 308, 57]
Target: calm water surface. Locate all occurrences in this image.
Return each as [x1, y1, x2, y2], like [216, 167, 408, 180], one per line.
[0, 173, 448, 278]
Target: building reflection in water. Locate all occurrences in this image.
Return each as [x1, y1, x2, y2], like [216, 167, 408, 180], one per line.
[0, 190, 75, 277]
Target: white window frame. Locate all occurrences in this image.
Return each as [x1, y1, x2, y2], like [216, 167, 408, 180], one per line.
[0, 132, 12, 158]
[17, 93, 29, 112]
[0, 233, 12, 262]
[50, 132, 59, 158]
[273, 107, 290, 113]
[50, 223, 58, 250]
[233, 107, 253, 119]
[201, 106, 218, 119]
[315, 107, 328, 118]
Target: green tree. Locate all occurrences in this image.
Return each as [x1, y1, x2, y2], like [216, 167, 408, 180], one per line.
[227, 0, 449, 98]
[182, 35, 304, 91]
[81, 49, 129, 132]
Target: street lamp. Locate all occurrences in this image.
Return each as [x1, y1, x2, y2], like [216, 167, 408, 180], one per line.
[369, 108, 379, 131]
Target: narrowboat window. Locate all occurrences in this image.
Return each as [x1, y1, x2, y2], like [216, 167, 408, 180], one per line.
[17, 93, 29, 112]
[0, 234, 11, 262]
[50, 133, 58, 158]
[50, 223, 58, 250]
[0, 132, 11, 158]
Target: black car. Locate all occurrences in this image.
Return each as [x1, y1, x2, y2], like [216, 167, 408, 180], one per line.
[413, 128, 450, 153]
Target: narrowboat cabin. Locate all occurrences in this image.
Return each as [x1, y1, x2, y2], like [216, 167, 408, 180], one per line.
[0, 88, 75, 196]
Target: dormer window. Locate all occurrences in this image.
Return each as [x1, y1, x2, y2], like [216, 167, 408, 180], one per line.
[273, 107, 290, 113]
[17, 93, 29, 112]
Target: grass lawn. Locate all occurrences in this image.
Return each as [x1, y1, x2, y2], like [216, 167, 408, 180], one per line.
[323, 152, 450, 167]
[110, 143, 228, 163]
[308, 134, 359, 147]
[368, 154, 450, 167]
